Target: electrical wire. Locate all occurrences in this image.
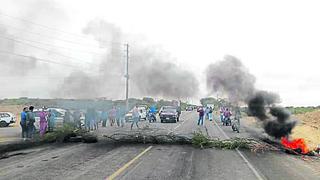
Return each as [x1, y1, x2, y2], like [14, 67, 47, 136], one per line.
[0, 50, 83, 69]
[0, 31, 106, 56]
[0, 35, 95, 65]
[0, 12, 124, 46]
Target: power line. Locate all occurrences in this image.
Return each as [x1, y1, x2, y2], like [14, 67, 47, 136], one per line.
[0, 50, 82, 69]
[0, 12, 124, 46]
[0, 33, 104, 56]
[0, 35, 94, 65]
[0, 22, 108, 49]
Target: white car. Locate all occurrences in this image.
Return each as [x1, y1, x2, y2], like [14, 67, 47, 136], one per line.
[125, 106, 147, 122]
[0, 112, 16, 127]
[137, 106, 147, 120]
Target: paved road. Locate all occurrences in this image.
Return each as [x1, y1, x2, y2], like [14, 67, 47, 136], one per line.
[0, 111, 319, 180]
[0, 125, 21, 143]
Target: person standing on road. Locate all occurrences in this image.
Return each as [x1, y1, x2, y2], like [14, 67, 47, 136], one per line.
[100, 109, 108, 127]
[109, 106, 117, 127]
[208, 107, 213, 122]
[118, 107, 126, 127]
[223, 108, 232, 125]
[220, 107, 224, 123]
[72, 110, 81, 129]
[131, 105, 140, 130]
[116, 107, 121, 127]
[20, 107, 28, 140]
[48, 109, 56, 132]
[197, 107, 204, 126]
[38, 107, 48, 137]
[26, 106, 35, 139]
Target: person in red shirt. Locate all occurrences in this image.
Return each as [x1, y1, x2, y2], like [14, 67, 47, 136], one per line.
[197, 107, 205, 125]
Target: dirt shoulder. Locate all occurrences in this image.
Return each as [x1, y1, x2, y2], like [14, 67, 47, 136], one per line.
[292, 110, 320, 149]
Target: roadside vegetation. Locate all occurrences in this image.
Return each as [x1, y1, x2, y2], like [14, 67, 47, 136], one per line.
[43, 124, 97, 143]
[0, 97, 194, 112]
[192, 131, 277, 152]
[286, 106, 320, 114]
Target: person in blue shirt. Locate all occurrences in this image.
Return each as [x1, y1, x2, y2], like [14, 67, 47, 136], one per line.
[20, 107, 28, 140]
[100, 109, 108, 127]
[149, 105, 157, 114]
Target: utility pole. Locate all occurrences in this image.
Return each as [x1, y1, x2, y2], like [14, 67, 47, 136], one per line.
[125, 43, 129, 112]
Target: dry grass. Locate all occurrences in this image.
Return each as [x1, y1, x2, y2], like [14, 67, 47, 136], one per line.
[292, 110, 320, 149]
[244, 112, 320, 150]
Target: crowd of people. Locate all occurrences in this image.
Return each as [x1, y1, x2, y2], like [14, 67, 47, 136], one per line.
[19, 104, 236, 140]
[196, 106, 213, 125]
[19, 105, 144, 140]
[83, 106, 127, 130]
[196, 106, 233, 126]
[20, 106, 57, 140]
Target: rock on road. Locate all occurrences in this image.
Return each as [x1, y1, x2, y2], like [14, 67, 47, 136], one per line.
[0, 111, 319, 180]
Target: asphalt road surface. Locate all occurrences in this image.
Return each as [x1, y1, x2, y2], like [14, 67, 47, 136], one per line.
[0, 125, 20, 143]
[0, 111, 319, 180]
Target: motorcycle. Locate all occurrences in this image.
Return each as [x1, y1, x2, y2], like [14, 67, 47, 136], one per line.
[231, 117, 240, 133]
[147, 112, 157, 123]
[223, 117, 231, 126]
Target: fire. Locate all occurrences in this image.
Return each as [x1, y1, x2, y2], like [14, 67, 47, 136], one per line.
[281, 137, 309, 154]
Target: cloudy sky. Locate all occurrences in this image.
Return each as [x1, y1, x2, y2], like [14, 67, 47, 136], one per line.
[0, 0, 319, 106]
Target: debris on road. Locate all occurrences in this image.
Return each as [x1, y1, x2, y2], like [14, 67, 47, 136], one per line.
[103, 131, 192, 144]
[192, 131, 279, 152]
[103, 129, 278, 153]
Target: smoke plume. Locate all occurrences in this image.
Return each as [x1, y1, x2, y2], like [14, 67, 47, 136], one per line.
[206, 55, 255, 103]
[206, 56, 296, 138]
[0, 24, 38, 76]
[248, 91, 296, 138]
[57, 19, 199, 99]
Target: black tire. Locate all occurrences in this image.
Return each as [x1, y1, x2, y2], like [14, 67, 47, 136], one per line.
[161, 119, 163, 123]
[0, 121, 8, 127]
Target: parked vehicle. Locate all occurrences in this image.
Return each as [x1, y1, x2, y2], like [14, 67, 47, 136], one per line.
[186, 106, 194, 111]
[0, 112, 16, 127]
[125, 105, 147, 122]
[137, 105, 147, 120]
[160, 105, 180, 122]
[159, 106, 179, 123]
[125, 110, 133, 122]
[34, 108, 66, 130]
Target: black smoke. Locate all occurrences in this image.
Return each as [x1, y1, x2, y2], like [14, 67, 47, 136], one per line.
[248, 91, 296, 138]
[206, 56, 297, 139]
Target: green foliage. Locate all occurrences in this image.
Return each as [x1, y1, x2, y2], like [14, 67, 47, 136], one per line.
[200, 97, 230, 107]
[192, 131, 250, 149]
[192, 131, 212, 148]
[142, 97, 155, 104]
[43, 124, 76, 143]
[286, 106, 320, 114]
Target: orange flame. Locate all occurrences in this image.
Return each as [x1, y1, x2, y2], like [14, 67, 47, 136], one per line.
[281, 137, 309, 154]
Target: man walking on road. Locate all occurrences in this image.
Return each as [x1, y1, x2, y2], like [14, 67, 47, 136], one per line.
[100, 109, 108, 127]
[20, 107, 28, 140]
[208, 107, 213, 122]
[109, 106, 117, 127]
[26, 106, 35, 139]
[197, 107, 204, 126]
[131, 105, 140, 130]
